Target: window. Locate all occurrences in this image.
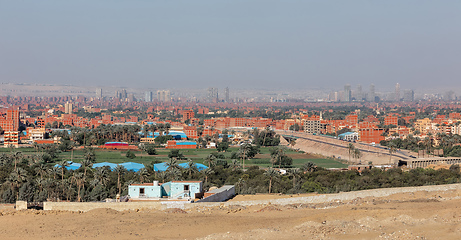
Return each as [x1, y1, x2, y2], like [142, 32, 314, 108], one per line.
[140, 188, 145, 194]
[184, 185, 189, 191]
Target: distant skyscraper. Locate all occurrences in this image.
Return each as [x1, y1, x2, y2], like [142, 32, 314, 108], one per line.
[157, 90, 170, 102]
[121, 89, 127, 99]
[145, 91, 153, 102]
[368, 84, 375, 102]
[207, 88, 218, 102]
[395, 83, 400, 101]
[225, 87, 229, 102]
[96, 88, 102, 98]
[356, 84, 362, 101]
[344, 84, 351, 102]
[403, 90, 414, 102]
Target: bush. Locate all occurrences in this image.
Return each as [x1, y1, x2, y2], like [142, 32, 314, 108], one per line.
[126, 150, 136, 159]
[145, 145, 157, 155]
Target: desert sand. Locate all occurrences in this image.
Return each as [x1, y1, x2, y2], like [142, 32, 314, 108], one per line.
[1, 188, 461, 240]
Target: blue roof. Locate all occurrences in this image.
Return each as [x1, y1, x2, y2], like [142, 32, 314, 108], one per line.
[176, 141, 197, 145]
[154, 162, 208, 172]
[54, 161, 82, 171]
[338, 132, 357, 137]
[119, 162, 145, 172]
[152, 131, 187, 140]
[153, 162, 169, 172]
[92, 162, 118, 170]
[178, 162, 208, 172]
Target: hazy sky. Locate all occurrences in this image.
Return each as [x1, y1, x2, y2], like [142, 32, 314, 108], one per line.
[1, 1, 460, 91]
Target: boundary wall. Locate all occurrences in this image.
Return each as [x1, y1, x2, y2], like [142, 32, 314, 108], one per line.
[38, 183, 461, 212]
[190, 183, 461, 208]
[43, 201, 181, 212]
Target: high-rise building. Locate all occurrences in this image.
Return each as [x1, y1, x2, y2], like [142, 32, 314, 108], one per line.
[356, 84, 363, 101]
[157, 90, 170, 102]
[225, 87, 229, 102]
[368, 84, 375, 102]
[207, 88, 218, 102]
[64, 102, 73, 114]
[395, 83, 400, 101]
[444, 91, 455, 101]
[344, 84, 351, 102]
[121, 89, 127, 99]
[145, 91, 153, 102]
[403, 90, 414, 102]
[96, 88, 102, 98]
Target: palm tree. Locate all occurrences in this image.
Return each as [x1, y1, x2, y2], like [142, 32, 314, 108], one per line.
[288, 168, 301, 189]
[59, 160, 70, 196]
[202, 168, 214, 184]
[114, 165, 127, 196]
[93, 167, 109, 186]
[301, 162, 317, 173]
[238, 143, 252, 169]
[264, 168, 279, 194]
[167, 168, 182, 181]
[72, 172, 85, 202]
[186, 159, 198, 178]
[166, 158, 179, 171]
[353, 148, 362, 163]
[235, 178, 245, 194]
[36, 163, 48, 180]
[204, 154, 217, 168]
[230, 159, 241, 171]
[8, 167, 27, 200]
[84, 149, 96, 163]
[388, 142, 397, 164]
[347, 143, 355, 162]
[158, 171, 168, 183]
[137, 168, 150, 183]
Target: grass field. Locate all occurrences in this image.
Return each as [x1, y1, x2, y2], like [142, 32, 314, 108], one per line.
[3, 146, 347, 169]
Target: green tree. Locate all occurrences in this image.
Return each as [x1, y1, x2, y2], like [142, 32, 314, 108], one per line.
[204, 154, 217, 168]
[264, 168, 279, 194]
[348, 143, 355, 162]
[126, 150, 136, 159]
[145, 144, 157, 155]
[114, 165, 126, 196]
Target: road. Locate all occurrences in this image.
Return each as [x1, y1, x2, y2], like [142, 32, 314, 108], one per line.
[276, 130, 410, 163]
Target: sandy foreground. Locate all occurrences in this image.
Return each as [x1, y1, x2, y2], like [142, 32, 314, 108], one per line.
[1, 189, 461, 240]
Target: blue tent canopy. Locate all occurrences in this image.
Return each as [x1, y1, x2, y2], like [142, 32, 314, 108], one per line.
[54, 161, 82, 171]
[119, 162, 145, 172]
[92, 162, 118, 170]
[154, 162, 208, 172]
[178, 162, 208, 172]
[153, 162, 169, 172]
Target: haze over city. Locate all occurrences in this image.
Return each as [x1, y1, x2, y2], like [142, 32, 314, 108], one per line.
[1, 1, 461, 90]
[3, 2, 461, 240]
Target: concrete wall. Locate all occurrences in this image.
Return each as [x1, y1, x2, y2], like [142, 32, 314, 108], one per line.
[43, 183, 461, 212]
[191, 183, 461, 209]
[43, 201, 167, 212]
[196, 185, 235, 203]
[15, 201, 27, 210]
